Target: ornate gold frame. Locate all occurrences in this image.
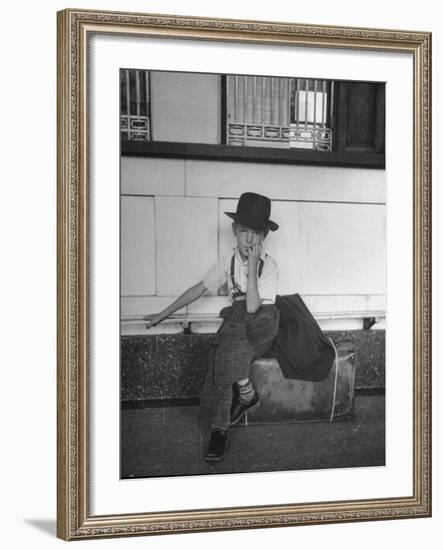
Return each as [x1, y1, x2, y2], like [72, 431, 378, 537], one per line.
[57, 8, 431, 540]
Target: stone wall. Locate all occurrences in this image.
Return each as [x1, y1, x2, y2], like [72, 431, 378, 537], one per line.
[121, 330, 385, 403]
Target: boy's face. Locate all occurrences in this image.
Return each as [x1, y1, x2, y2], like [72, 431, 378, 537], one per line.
[233, 223, 265, 259]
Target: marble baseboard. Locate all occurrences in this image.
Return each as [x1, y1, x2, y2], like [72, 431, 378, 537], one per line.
[121, 330, 385, 402]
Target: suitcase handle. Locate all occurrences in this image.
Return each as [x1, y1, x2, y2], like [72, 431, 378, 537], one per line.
[328, 338, 339, 422]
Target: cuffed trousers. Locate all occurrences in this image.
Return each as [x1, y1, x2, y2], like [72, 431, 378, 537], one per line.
[199, 301, 279, 429]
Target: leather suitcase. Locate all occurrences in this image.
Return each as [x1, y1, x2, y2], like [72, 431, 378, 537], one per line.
[244, 339, 356, 424]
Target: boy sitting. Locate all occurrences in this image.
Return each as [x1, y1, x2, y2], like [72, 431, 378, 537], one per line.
[144, 192, 280, 462]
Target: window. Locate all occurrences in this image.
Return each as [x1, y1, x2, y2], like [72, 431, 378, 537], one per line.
[290, 79, 333, 151]
[120, 69, 385, 168]
[226, 76, 333, 151]
[120, 69, 151, 142]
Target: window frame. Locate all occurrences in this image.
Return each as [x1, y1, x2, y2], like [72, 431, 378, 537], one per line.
[120, 72, 385, 169]
[121, 140, 385, 168]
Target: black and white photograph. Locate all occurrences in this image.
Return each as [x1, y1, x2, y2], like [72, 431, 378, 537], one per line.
[52, 4, 432, 543]
[2, 0, 439, 545]
[119, 69, 386, 478]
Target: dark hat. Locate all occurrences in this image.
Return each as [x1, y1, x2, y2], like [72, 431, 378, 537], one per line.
[225, 192, 279, 232]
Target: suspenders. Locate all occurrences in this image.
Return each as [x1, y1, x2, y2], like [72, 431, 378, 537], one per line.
[230, 253, 265, 300]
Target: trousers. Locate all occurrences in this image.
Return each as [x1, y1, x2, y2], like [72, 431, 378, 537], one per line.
[199, 301, 279, 429]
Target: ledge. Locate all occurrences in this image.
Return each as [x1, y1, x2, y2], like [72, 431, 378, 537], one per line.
[121, 311, 386, 335]
[121, 141, 385, 169]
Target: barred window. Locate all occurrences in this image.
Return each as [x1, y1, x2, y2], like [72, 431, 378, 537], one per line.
[120, 70, 384, 166]
[290, 79, 333, 151]
[225, 76, 333, 151]
[120, 69, 151, 142]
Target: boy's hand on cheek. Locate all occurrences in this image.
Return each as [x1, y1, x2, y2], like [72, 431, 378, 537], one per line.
[247, 243, 262, 267]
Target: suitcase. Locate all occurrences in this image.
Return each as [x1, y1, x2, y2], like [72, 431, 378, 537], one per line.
[243, 339, 356, 424]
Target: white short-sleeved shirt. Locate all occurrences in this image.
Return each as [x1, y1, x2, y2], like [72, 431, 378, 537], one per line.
[203, 248, 278, 304]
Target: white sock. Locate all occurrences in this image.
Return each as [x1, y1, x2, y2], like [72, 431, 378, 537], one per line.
[237, 380, 255, 404]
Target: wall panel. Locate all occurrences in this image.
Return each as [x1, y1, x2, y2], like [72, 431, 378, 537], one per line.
[187, 160, 385, 203]
[121, 157, 185, 196]
[121, 196, 156, 296]
[156, 197, 218, 295]
[219, 199, 386, 295]
[151, 72, 220, 144]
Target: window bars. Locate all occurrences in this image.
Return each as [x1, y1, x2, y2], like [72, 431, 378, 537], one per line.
[226, 76, 333, 151]
[120, 69, 151, 142]
[119, 71, 334, 151]
[290, 78, 333, 151]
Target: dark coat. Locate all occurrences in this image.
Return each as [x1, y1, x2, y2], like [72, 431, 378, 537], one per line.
[266, 294, 335, 381]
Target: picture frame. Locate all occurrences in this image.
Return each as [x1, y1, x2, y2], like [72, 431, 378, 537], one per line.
[57, 8, 431, 540]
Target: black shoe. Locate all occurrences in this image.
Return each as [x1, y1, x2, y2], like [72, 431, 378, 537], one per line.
[230, 392, 260, 425]
[205, 429, 229, 462]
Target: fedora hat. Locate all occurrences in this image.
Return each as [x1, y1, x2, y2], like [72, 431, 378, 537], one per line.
[225, 192, 279, 232]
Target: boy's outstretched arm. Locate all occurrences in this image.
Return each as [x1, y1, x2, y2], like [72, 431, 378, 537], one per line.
[144, 281, 207, 328]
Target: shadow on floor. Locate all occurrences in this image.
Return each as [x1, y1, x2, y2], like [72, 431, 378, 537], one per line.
[24, 519, 57, 537]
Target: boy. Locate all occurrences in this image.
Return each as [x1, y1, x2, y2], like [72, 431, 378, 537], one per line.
[144, 192, 280, 462]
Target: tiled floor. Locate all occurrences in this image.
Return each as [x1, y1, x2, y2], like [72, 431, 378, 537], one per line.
[121, 394, 385, 479]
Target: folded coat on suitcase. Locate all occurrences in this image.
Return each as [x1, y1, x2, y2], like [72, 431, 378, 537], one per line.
[267, 293, 335, 381]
